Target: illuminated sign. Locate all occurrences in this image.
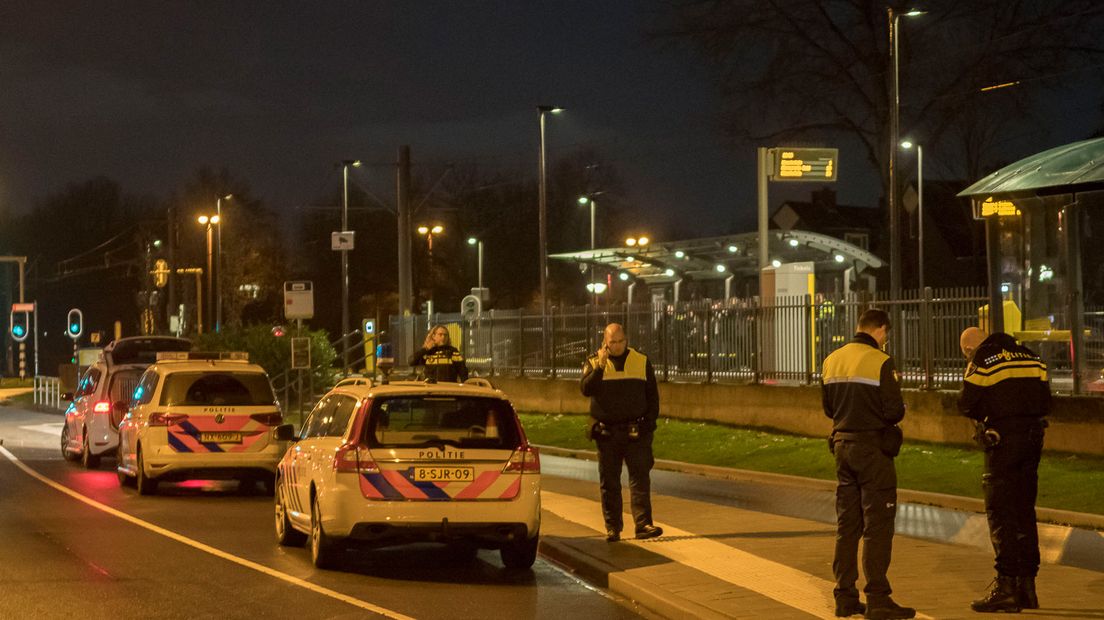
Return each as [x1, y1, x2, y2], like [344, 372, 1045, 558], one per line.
[769, 148, 838, 181]
[977, 197, 1021, 218]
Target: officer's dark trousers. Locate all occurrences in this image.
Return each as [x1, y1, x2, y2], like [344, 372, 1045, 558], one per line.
[597, 431, 654, 533]
[983, 424, 1044, 578]
[833, 439, 898, 603]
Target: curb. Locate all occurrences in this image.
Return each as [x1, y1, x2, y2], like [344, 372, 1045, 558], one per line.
[533, 444, 1104, 531]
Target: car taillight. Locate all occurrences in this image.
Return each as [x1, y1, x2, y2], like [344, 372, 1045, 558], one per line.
[249, 412, 283, 426]
[148, 413, 189, 427]
[333, 444, 379, 474]
[502, 444, 540, 474]
[93, 401, 112, 414]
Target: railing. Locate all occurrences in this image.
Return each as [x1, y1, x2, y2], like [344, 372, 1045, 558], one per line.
[387, 286, 1104, 392]
[33, 376, 63, 410]
[270, 329, 367, 426]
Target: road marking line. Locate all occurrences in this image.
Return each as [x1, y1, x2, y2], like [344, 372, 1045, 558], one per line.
[542, 490, 933, 620]
[0, 445, 413, 620]
[18, 422, 65, 435]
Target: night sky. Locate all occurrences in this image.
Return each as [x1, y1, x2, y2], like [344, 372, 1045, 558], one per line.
[0, 2, 1097, 239]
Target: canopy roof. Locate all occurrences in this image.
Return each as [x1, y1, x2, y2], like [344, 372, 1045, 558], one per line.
[550, 231, 882, 285]
[958, 137, 1104, 198]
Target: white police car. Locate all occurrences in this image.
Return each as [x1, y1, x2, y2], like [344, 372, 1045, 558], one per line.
[115, 352, 287, 495]
[274, 380, 541, 570]
[62, 336, 191, 469]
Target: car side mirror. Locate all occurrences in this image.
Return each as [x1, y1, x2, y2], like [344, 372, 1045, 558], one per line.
[274, 424, 297, 442]
[62, 392, 73, 401]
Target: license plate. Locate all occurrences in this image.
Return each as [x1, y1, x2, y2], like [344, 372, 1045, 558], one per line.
[199, 432, 242, 444]
[413, 467, 474, 482]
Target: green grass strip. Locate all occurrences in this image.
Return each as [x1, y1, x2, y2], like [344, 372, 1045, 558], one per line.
[519, 413, 1104, 516]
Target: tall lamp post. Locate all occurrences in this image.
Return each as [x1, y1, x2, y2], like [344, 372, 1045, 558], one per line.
[537, 105, 563, 367]
[197, 214, 220, 335]
[417, 224, 444, 314]
[900, 140, 924, 291]
[887, 7, 925, 299]
[467, 237, 484, 291]
[214, 193, 232, 333]
[339, 159, 361, 375]
[577, 194, 601, 306]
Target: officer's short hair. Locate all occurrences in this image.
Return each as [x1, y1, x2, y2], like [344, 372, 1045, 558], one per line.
[857, 308, 891, 331]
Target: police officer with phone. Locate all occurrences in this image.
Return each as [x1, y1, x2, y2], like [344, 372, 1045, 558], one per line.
[959, 327, 1049, 613]
[580, 323, 662, 543]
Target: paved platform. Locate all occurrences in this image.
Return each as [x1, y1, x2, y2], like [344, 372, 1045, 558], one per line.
[537, 457, 1104, 619]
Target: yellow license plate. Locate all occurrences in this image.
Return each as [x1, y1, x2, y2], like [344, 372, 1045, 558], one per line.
[199, 432, 241, 443]
[413, 467, 474, 482]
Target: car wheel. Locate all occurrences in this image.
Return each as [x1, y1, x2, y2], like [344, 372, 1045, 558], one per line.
[275, 479, 307, 547]
[310, 497, 340, 569]
[81, 429, 101, 469]
[116, 444, 134, 487]
[61, 425, 79, 462]
[136, 447, 158, 496]
[500, 533, 539, 569]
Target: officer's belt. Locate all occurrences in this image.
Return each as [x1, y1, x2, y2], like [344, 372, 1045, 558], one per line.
[833, 430, 884, 442]
[985, 416, 1048, 432]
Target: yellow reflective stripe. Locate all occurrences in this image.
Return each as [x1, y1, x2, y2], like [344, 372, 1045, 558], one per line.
[821, 343, 886, 383]
[969, 359, 1045, 376]
[964, 366, 1048, 386]
[601, 348, 647, 381]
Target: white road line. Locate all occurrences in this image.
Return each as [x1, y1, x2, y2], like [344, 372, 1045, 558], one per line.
[0, 445, 413, 620]
[542, 490, 933, 620]
[18, 422, 64, 435]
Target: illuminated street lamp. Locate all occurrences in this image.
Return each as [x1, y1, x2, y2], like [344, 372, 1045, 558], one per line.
[578, 194, 603, 306]
[417, 224, 444, 312]
[196, 214, 220, 334]
[467, 236, 484, 290]
[887, 7, 925, 298]
[900, 139, 924, 292]
[625, 235, 650, 247]
[537, 104, 563, 367]
[214, 194, 232, 333]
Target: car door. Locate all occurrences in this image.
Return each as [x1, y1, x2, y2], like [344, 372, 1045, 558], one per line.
[287, 396, 334, 518]
[119, 370, 159, 471]
[67, 366, 101, 452]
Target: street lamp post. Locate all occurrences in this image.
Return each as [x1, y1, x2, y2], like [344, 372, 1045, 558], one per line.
[340, 159, 361, 375]
[887, 7, 925, 299]
[214, 193, 232, 333]
[417, 225, 444, 314]
[537, 104, 563, 368]
[467, 237, 484, 291]
[900, 140, 924, 291]
[197, 214, 220, 335]
[578, 195, 600, 306]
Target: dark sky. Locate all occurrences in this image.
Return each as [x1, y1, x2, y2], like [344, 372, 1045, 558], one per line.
[0, 2, 1097, 241]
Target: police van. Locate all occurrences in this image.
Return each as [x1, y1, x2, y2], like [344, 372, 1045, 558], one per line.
[273, 379, 541, 570]
[115, 351, 287, 495]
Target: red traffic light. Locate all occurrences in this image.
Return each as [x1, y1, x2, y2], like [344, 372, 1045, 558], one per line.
[271, 325, 286, 337]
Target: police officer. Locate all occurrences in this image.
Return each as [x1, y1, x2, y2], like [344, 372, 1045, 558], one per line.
[959, 327, 1049, 613]
[408, 324, 468, 383]
[821, 309, 915, 620]
[580, 323, 662, 542]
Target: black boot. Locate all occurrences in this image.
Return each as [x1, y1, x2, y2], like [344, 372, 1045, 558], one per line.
[970, 576, 1021, 613]
[1015, 576, 1038, 610]
[835, 598, 865, 617]
[864, 597, 915, 619]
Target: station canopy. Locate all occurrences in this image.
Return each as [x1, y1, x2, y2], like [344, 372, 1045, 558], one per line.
[958, 136, 1104, 198]
[549, 230, 882, 285]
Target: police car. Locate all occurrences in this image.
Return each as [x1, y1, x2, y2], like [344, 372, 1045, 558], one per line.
[273, 379, 541, 570]
[115, 352, 287, 495]
[62, 336, 192, 469]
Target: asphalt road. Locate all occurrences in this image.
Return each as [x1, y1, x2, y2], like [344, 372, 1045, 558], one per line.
[0, 406, 645, 620]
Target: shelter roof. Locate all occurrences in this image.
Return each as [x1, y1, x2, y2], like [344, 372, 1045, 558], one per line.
[958, 137, 1104, 198]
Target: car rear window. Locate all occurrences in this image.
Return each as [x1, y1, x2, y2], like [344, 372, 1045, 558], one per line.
[108, 369, 144, 404]
[159, 372, 276, 407]
[365, 396, 520, 450]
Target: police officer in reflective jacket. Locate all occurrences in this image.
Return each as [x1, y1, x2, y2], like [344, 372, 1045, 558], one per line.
[409, 324, 468, 383]
[580, 322, 662, 543]
[959, 327, 1049, 613]
[821, 309, 914, 620]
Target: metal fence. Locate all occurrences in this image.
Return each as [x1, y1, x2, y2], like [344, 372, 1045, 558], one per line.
[388, 287, 1097, 393]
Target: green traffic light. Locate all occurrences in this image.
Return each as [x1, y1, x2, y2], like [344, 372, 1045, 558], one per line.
[70, 323, 80, 334]
[12, 325, 25, 337]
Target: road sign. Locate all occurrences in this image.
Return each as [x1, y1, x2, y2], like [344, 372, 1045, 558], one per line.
[460, 295, 481, 321]
[768, 148, 838, 181]
[361, 319, 376, 375]
[283, 281, 314, 320]
[11, 302, 34, 312]
[291, 337, 311, 369]
[331, 231, 355, 251]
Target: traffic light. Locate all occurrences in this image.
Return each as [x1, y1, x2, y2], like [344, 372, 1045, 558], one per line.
[271, 325, 286, 337]
[66, 308, 83, 339]
[9, 309, 29, 342]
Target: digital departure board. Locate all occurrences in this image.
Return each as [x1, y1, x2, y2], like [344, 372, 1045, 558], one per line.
[976, 197, 1021, 218]
[769, 148, 838, 182]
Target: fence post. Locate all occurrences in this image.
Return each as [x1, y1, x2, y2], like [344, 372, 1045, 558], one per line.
[550, 305, 557, 379]
[753, 299, 762, 384]
[922, 286, 933, 389]
[488, 311, 495, 378]
[705, 304, 714, 384]
[805, 294, 814, 385]
[661, 304, 670, 382]
[517, 310, 524, 378]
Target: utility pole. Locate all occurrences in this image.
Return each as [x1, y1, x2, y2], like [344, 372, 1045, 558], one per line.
[167, 206, 177, 334]
[397, 146, 413, 316]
